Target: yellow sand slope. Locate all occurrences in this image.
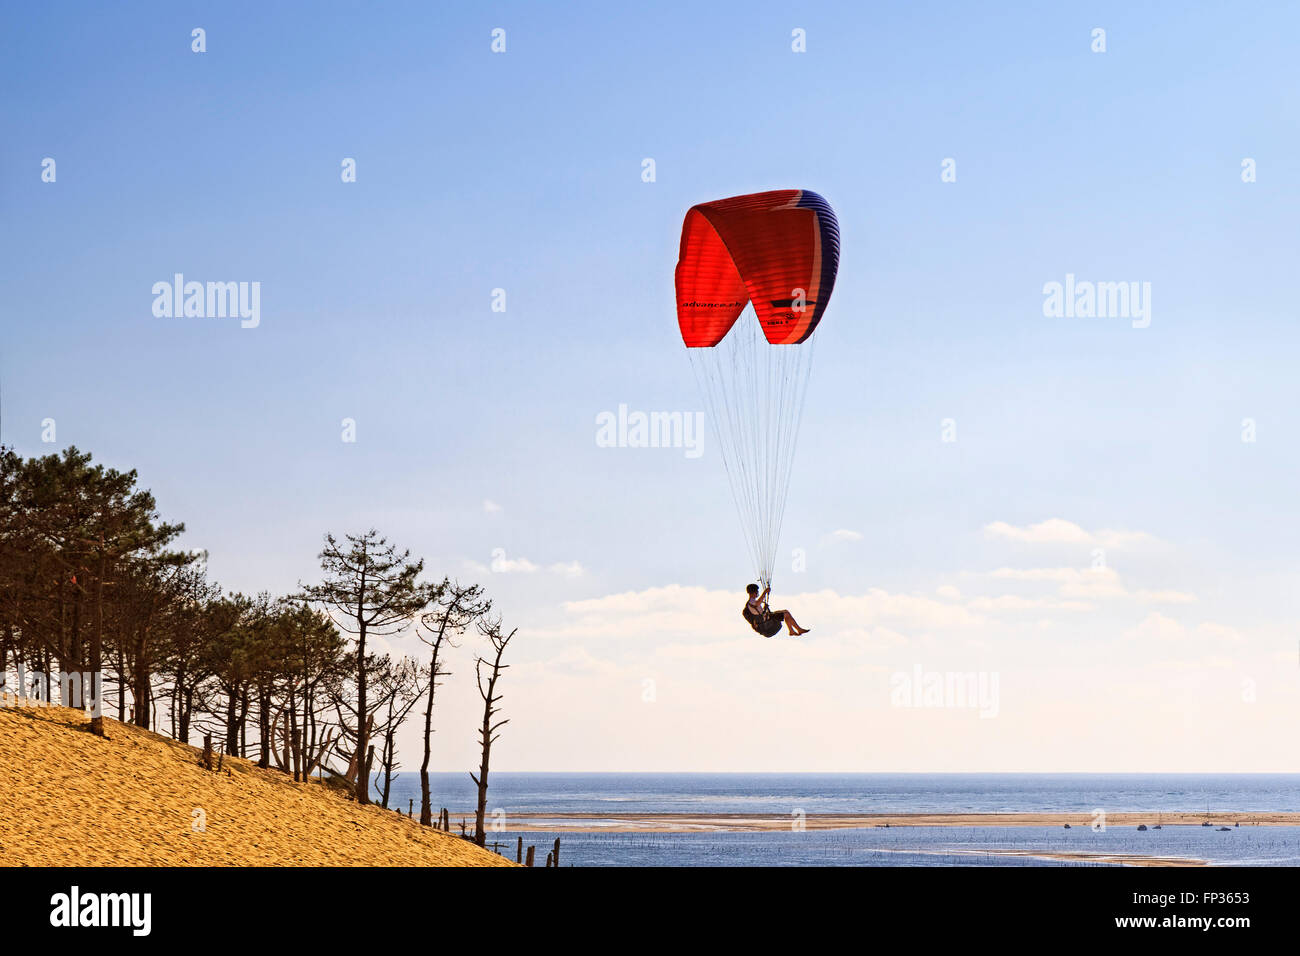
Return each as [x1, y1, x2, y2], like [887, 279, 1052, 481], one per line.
[0, 705, 514, 867]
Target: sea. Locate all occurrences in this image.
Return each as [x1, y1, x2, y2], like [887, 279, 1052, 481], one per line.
[380, 773, 1300, 867]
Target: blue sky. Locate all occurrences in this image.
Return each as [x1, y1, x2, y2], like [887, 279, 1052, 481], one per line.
[3, 2, 1298, 771]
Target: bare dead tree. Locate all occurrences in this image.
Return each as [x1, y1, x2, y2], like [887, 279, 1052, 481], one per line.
[267, 703, 338, 779]
[417, 579, 490, 826]
[470, 617, 515, 847]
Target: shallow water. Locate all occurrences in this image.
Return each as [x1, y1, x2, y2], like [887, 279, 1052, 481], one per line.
[380, 773, 1300, 865]
[497, 824, 1300, 867]
[390, 772, 1300, 815]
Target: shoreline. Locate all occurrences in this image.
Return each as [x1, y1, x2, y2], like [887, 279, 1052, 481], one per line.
[451, 811, 1300, 833]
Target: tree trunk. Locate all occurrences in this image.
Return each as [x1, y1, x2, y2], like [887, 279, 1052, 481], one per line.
[473, 737, 491, 846]
[470, 629, 512, 847]
[360, 744, 375, 804]
[179, 686, 193, 743]
[419, 650, 438, 826]
[224, 690, 238, 756]
[88, 554, 106, 735]
[289, 698, 301, 781]
[257, 687, 271, 769]
[353, 557, 370, 802]
[380, 729, 395, 809]
[71, 586, 83, 672]
[171, 666, 184, 739]
[116, 644, 127, 722]
[133, 660, 151, 728]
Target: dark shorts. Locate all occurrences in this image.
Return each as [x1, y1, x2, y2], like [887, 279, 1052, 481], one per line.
[745, 608, 784, 637]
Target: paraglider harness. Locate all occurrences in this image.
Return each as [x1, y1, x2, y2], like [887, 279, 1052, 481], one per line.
[742, 595, 784, 638]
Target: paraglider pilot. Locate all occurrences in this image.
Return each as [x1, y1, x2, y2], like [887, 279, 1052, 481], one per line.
[743, 584, 810, 637]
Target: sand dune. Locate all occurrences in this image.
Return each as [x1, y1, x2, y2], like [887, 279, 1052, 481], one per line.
[0, 705, 514, 867]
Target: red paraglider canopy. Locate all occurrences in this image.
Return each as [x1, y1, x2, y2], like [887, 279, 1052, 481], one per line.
[675, 189, 840, 347]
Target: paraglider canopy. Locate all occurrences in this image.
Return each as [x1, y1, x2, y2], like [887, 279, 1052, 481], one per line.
[676, 189, 839, 347]
[675, 189, 840, 592]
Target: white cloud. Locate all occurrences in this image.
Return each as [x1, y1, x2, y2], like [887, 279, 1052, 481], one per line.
[1136, 589, 1197, 605]
[822, 528, 863, 544]
[984, 518, 1091, 544]
[491, 550, 539, 573]
[1093, 529, 1157, 549]
[983, 519, 1155, 550]
[445, 570, 1284, 771]
[988, 565, 1125, 599]
[483, 499, 503, 514]
[833, 626, 911, 651]
[1126, 612, 1186, 642]
[464, 551, 584, 577]
[967, 595, 1092, 612]
[1153, 655, 1236, 671]
[534, 645, 623, 677]
[1196, 622, 1244, 645]
[985, 566, 1195, 606]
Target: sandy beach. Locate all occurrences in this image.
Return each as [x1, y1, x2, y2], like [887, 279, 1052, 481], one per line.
[945, 849, 1208, 867]
[0, 705, 514, 867]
